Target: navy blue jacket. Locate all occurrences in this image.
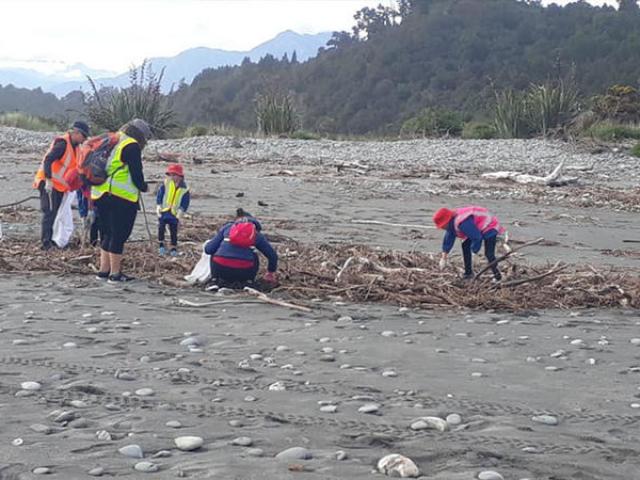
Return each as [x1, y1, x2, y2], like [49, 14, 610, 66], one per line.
[204, 218, 278, 272]
[156, 179, 190, 223]
[442, 217, 498, 254]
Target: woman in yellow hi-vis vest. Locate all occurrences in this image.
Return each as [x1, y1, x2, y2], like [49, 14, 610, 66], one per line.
[91, 119, 151, 283]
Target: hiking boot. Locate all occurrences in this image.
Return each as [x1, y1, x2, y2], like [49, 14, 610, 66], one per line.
[95, 271, 110, 281]
[169, 248, 178, 257]
[108, 273, 135, 283]
[159, 245, 166, 256]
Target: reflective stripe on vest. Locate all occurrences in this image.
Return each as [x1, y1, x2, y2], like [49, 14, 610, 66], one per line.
[453, 206, 502, 239]
[91, 133, 139, 202]
[160, 178, 188, 216]
[33, 133, 76, 192]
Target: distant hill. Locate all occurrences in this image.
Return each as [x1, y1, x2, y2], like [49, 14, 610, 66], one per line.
[0, 30, 332, 97]
[170, 0, 640, 134]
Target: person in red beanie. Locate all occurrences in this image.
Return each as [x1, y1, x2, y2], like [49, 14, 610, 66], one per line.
[156, 163, 190, 256]
[433, 206, 508, 281]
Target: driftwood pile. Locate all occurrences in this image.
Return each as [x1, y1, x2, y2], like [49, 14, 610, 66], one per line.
[0, 210, 637, 311]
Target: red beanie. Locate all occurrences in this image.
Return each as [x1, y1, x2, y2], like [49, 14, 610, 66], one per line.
[433, 208, 455, 229]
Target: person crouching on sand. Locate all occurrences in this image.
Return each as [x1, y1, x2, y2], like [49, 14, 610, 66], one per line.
[204, 208, 278, 287]
[433, 205, 508, 281]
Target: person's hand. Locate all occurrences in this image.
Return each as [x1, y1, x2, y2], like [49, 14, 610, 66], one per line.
[438, 254, 448, 270]
[263, 271, 277, 284]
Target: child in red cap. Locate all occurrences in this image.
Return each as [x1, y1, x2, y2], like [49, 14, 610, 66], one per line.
[156, 163, 190, 256]
[433, 206, 508, 281]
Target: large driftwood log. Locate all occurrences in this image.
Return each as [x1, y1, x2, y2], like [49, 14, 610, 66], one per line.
[482, 160, 578, 186]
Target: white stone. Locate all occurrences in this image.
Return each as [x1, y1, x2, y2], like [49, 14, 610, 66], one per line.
[358, 403, 380, 414]
[446, 413, 462, 426]
[232, 436, 253, 447]
[63, 342, 77, 348]
[630, 338, 640, 346]
[381, 330, 396, 337]
[33, 467, 51, 475]
[21, 381, 41, 391]
[382, 370, 398, 378]
[478, 471, 504, 480]
[275, 446, 312, 460]
[166, 420, 182, 428]
[134, 462, 158, 473]
[135, 388, 154, 397]
[119, 444, 143, 458]
[377, 454, 420, 478]
[88, 467, 104, 476]
[96, 430, 112, 441]
[320, 405, 338, 413]
[269, 381, 286, 392]
[174, 436, 203, 451]
[275, 345, 290, 352]
[531, 414, 558, 426]
[410, 416, 448, 432]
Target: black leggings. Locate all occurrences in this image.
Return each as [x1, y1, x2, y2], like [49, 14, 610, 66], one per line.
[462, 236, 500, 279]
[211, 261, 259, 285]
[95, 195, 137, 255]
[158, 218, 178, 247]
[39, 185, 64, 248]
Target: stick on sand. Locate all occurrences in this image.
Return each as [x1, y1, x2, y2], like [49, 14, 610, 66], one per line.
[474, 237, 545, 281]
[244, 287, 311, 312]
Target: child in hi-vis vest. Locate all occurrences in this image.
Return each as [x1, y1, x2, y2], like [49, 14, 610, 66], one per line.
[156, 164, 190, 256]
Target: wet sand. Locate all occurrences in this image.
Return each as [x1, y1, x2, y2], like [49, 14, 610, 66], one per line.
[1, 133, 639, 478]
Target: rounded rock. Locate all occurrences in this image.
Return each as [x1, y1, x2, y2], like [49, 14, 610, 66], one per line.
[232, 436, 253, 447]
[134, 461, 159, 473]
[21, 381, 41, 391]
[119, 444, 144, 458]
[166, 420, 182, 429]
[275, 446, 312, 461]
[531, 414, 558, 426]
[135, 388, 154, 397]
[174, 436, 204, 451]
[478, 471, 504, 480]
[358, 403, 380, 414]
[33, 467, 51, 475]
[88, 467, 104, 477]
[446, 413, 462, 426]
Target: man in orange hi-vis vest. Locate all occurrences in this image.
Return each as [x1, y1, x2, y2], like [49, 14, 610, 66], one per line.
[33, 120, 89, 250]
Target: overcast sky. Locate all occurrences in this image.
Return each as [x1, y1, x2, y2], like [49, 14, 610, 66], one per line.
[0, 0, 617, 75]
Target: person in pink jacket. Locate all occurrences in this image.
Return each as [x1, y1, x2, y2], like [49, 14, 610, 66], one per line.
[433, 206, 508, 281]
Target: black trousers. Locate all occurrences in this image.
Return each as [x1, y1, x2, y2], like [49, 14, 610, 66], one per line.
[158, 218, 178, 247]
[39, 184, 64, 248]
[211, 260, 259, 285]
[462, 236, 501, 279]
[95, 195, 138, 255]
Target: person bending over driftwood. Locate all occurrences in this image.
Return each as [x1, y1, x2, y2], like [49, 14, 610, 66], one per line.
[204, 209, 278, 288]
[433, 206, 508, 282]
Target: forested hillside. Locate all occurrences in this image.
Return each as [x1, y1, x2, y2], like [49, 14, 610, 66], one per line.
[170, 0, 640, 134]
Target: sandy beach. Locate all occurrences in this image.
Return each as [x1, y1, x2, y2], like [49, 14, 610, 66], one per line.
[1, 128, 639, 479]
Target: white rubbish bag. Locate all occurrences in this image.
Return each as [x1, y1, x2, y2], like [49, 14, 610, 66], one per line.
[185, 243, 211, 284]
[52, 192, 75, 248]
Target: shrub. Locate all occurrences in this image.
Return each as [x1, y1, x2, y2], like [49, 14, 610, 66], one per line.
[290, 130, 321, 140]
[586, 121, 640, 141]
[255, 90, 297, 135]
[85, 61, 178, 138]
[0, 112, 59, 131]
[493, 89, 530, 138]
[401, 108, 463, 137]
[185, 124, 209, 137]
[462, 122, 497, 139]
[592, 84, 640, 123]
[527, 81, 579, 137]
[631, 143, 640, 158]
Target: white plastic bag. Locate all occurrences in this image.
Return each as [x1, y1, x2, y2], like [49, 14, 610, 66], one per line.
[185, 243, 211, 284]
[52, 192, 74, 248]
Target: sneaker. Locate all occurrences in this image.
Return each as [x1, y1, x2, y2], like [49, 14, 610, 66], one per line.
[159, 245, 166, 256]
[462, 272, 474, 280]
[108, 273, 135, 283]
[95, 271, 110, 281]
[169, 248, 178, 257]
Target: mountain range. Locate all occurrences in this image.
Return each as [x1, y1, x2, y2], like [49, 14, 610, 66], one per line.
[0, 30, 332, 97]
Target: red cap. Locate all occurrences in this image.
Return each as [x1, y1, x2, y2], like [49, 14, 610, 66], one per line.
[433, 208, 455, 229]
[166, 163, 184, 177]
